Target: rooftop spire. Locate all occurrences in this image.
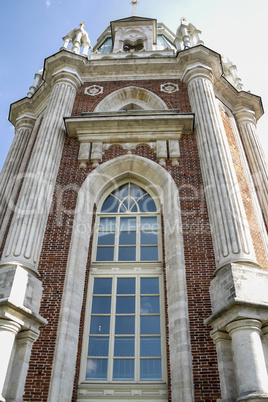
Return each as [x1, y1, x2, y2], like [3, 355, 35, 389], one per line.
[131, 0, 138, 16]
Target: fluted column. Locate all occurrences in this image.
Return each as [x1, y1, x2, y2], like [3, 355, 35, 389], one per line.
[183, 65, 256, 269]
[0, 116, 35, 245]
[234, 108, 268, 229]
[0, 319, 21, 402]
[1, 70, 81, 274]
[226, 319, 268, 401]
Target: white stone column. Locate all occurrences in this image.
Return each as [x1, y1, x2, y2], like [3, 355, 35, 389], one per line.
[226, 319, 268, 401]
[1, 70, 81, 274]
[262, 324, 268, 374]
[211, 330, 237, 401]
[0, 319, 21, 402]
[234, 108, 268, 230]
[183, 65, 256, 270]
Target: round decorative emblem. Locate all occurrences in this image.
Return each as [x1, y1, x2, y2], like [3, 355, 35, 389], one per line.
[84, 85, 103, 96]
[160, 83, 179, 94]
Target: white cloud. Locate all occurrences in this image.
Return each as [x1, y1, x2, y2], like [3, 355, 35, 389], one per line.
[45, 0, 51, 7]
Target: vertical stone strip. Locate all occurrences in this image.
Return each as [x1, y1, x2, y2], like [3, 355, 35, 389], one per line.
[183, 65, 256, 270]
[235, 108, 268, 230]
[1, 70, 81, 273]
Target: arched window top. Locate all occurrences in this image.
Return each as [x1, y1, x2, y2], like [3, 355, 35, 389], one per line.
[101, 183, 157, 214]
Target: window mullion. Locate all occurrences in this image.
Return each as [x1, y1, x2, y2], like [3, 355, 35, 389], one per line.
[114, 216, 120, 262]
[136, 275, 140, 381]
[108, 277, 117, 381]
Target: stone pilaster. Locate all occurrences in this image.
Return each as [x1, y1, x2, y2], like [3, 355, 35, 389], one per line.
[183, 65, 257, 270]
[234, 108, 268, 230]
[226, 319, 268, 401]
[1, 70, 81, 274]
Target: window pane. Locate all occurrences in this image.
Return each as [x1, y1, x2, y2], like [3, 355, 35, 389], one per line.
[113, 359, 134, 380]
[119, 231, 136, 245]
[140, 359, 162, 380]
[115, 316, 135, 334]
[92, 296, 111, 314]
[118, 246, 136, 261]
[141, 231, 158, 245]
[99, 217, 116, 231]
[140, 316, 160, 334]
[140, 296, 160, 314]
[140, 337, 161, 357]
[141, 278, 159, 294]
[116, 296, 135, 313]
[117, 278, 135, 294]
[114, 337, 135, 356]
[98, 232, 115, 245]
[113, 184, 128, 200]
[140, 217, 157, 230]
[120, 217, 136, 230]
[141, 246, 158, 261]
[130, 183, 146, 200]
[93, 278, 112, 294]
[90, 316, 110, 334]
[101, 196, 119, 213]
[86, 358, 108, 380]
[96, 247, 114, 261]
[138, 194, 157, 212]
[88, 337, 109, 356]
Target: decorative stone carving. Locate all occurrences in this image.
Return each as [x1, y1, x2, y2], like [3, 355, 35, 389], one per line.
[78, 142, 91, 168]
[91, 142, 103, 167]
[168, 140, 180, 166]
[102, 142, 156, 154]
[160, 83, 179, 94]
[84, 85, 103, 96]
[156, 140, 167, 166]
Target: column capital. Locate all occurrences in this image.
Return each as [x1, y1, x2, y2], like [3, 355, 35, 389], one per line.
[0, 319, 21, 335]
[51, 67, 82, 90]
[15, 114, 36, 132]
[211, 330, 231, 343]
[182, 63, 214, 86]
[226, 318, 262, 335]
[234, 108, 257, 126]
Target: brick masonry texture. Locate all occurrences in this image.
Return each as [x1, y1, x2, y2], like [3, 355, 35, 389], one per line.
[23, 80, 222, 401]
[220, 107, 268, 270]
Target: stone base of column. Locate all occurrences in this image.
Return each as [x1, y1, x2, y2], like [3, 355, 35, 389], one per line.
[237, 391, 268, 401]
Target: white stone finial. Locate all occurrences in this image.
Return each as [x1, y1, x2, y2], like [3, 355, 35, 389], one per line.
[61, 23, 92, 57]
[131, 0, 138, 16]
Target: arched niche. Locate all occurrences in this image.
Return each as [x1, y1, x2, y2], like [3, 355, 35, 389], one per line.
[48, 155, 194, 402]
[94, 86, 168, 112]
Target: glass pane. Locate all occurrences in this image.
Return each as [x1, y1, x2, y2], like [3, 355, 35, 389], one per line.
[140, 296, 160, 314]
[114, 337, 135, 356]
[140, 359, 162, 380]
[120, 217, 136, 230]
[117, 278, 135, 294]
[115, 316, 135, 334]
[113, 359, 134, 380]
[141, 246, 158, 261]
[99, 217, 116, 231]
[140, 217, 157, 230]
[90, 316, 110, 334]
[130, 203, 138, 212]
[116, 296, 135, 313]
[119, 231, 136, 245]
[101, 196, 119, 213]
[118, 246, 136, 261]
[92, 296, 111, 314]
[141, 278, 159, 294]
[96, 247, 114, 261]
[119, 203, 127, 213]
[140, 316, 160, 334]
[130, 183, 146, 200]
[86, 358, 108, 380]
[98, 232, 115, 245]
[93, 278, 112, 294]
[138, 194, 157, 212]
[88, 337, 109, 356]
[113, 184, 128, 200]
[141, 231, 158, 245]
[140, 337, 161, 357]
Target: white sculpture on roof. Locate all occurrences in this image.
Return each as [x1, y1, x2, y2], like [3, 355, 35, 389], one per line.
[61, 22, 92, 57]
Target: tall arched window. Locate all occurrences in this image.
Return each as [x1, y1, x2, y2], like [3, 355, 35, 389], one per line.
[79, 182, 168, 398]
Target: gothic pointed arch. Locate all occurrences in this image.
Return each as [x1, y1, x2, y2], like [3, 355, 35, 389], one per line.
[48, 155, 194, 402]
[94, 86, 168, 111]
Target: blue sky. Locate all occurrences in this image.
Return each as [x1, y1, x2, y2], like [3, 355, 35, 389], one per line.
[0, 0, 267, 170]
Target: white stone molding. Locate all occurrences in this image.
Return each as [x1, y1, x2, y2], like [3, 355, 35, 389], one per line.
[1, 70, 80, 274]
[234, 108, 268, 231]
[169, 140, 180, 166]
[0, 115, 36, 247]
[113, 26, 150, 52]
[48, 155, 194, 402]
[0, 319, 21, 401]
[160, 82, 179, 94]
[156, 140, 167, 166]
[226, 319, 268, 401]
[102, 142, 156, 154]
[211, 330, 237, 401]
[91, 142, 102, 167]
[84, 85, 103, 96]
[183, 64, 257, 270]
[94, 86, 168, 112]
[78, 142, 91, 168]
